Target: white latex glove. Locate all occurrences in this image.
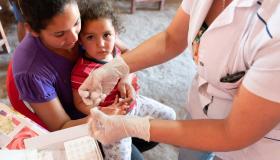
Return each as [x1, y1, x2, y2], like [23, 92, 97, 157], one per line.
[88, 108, 151, 144]
[78, 56, 129, 106]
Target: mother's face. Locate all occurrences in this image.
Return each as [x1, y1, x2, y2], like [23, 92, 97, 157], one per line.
[36, 3, 81, 51]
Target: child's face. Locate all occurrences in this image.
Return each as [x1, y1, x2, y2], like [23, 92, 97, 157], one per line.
[79, 18, 116, 61]
[33, 3, 81, 52]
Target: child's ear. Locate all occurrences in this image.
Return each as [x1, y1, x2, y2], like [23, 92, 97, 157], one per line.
[24, 23, 39, 37]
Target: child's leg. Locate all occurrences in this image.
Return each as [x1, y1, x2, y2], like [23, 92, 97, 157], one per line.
[102, 137, 132, 160]
[131, 95, 176, 120]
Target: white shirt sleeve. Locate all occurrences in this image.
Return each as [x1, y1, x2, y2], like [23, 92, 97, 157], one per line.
[243, 42, 280, 103]
[181, 0, 193, 14]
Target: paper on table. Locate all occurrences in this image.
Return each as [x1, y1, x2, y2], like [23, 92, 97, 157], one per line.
[0, 103, 48, 149]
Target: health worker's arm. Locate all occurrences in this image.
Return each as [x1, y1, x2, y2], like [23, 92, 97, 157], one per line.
[122, 7, 190, 72]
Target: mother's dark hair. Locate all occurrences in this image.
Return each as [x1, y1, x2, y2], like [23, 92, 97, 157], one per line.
[18, 0, 77, 33]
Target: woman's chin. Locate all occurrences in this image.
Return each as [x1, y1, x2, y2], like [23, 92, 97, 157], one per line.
[64, 43, 76, 49]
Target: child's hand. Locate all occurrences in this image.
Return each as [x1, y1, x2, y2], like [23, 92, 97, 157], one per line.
[124, 84, 136, 105]
[100, 96, 130, 115]
[122, 84, 136, 106]
[118, 80, 136, 106]
[117, 74, 133, 98]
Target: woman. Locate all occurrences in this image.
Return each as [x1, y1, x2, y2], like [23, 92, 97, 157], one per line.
[81, 0, 280, 159]
[12, 0, 152, 159]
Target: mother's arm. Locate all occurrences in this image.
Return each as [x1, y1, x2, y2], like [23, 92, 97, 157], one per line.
[30, 97, 88, 131]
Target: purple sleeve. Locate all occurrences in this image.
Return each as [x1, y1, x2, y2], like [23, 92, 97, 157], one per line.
[14, 73, 57, 103]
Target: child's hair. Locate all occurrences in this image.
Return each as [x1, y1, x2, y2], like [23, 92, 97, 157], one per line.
[79, 0, 123, 33]
[18, 0, 77, 33]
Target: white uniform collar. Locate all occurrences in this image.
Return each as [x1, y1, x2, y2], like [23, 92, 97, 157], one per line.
[188, 0, 260, 49]
[209, 0, 260, 31]
[235, 0, 260, 8]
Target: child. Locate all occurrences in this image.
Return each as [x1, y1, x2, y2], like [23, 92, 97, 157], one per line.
[71, 1, 176, 160]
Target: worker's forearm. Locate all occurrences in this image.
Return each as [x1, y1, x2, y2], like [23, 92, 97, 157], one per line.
[123, 31, 185, 73]
[149, 119, 246, 152]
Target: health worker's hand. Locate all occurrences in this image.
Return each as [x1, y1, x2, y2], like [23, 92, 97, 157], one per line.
[78, 56, 129, 106]
[88, 108, 151, 144]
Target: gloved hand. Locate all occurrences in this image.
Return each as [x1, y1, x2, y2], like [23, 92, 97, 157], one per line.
[88, 108, 151, 144]
[78, 56, 130, 106]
